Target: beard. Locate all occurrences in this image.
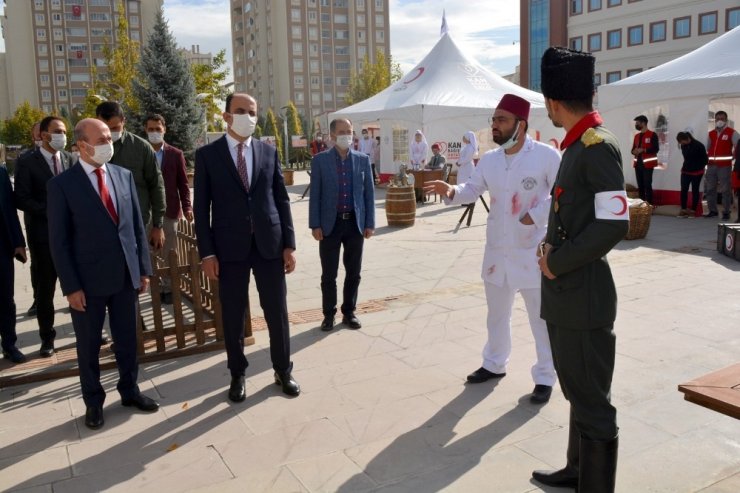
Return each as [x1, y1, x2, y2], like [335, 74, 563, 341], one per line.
[493, 127, 515, 145]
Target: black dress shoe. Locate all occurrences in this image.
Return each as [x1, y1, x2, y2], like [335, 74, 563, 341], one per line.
[39, 340, 55, 358]
[320, 316, 335, 331]
[530, 384, 553, 403]
[160, 292, 173, 305]
[121, 393, 160, 412]
[704, 211, 718, 218]
[341, 314, 362, 329]
[2, 347, 27, 364]
[228, 376, 246, 402]
[274, 371, 301, 396]
[26, 301, 37, 317]
[85, 405, 104, 429]
[466, 367, 506, 383]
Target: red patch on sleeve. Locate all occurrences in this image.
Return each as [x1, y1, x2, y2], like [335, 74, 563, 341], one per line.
[555, 186, 564, 200]
[511, 193, 521, 216]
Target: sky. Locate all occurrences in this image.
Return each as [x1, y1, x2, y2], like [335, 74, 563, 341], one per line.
[0, 0, 521, 79]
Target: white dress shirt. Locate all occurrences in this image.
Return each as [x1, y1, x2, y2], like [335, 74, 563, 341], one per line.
[225, 132, 254, 184]
[39, 146, 62, 175]
[79, 159, 118, 213]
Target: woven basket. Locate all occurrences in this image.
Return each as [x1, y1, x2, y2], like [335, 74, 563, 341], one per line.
[625, 203, 652, 240]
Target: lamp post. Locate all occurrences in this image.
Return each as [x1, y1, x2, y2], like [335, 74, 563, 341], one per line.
[279, 105, 290, 168]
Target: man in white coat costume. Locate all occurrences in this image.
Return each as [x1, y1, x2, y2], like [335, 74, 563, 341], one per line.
[425, 94, 561, 403]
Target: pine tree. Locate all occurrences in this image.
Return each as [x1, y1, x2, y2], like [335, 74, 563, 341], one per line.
[131, 7, 203, 159]
[263, 108, 283, 164]
[285, 101, 307, 165]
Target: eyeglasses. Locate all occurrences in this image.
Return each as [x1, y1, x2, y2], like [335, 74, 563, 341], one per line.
[488, 116, 516, 125]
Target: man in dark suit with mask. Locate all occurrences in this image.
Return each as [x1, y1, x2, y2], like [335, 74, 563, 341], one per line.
[14, 115, 74, 357]
[194, 93, 300, 402]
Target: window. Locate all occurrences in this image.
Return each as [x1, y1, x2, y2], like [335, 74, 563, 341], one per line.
[292, 26, 302, 38]
[55, 59, 65, 69]
[52, 13, 62, 24]
[308, 11, 317, 23]
[70, 73, 90, 82]
[36, 29, 47, 40]
[41, 90, 52, 102]
[571, 0, 583, 15]
[130, 31, 140, 41]
[129, 15, 139, 27]
[607, 29, 621, 49]
[293, 59, 304, 71]
[310, 43, 318, 55]
[628, 25, 643, 45]
[569, 36, 583, 51]
[650, 21, 666, 42]
[294, 76, 304, 87]
[335, 30, 349, 39]
[728, 8, 740, 31]
[357, 30, 365, 41]
[589, 0, 602, 12]
[376, 30, 384, 42]
[55, 44, 64, 53]
[292, 42, 303, 54]
[291, 9, 301, 21]
[358, 45, 367, 58]
[334, 0, 348, 6]
[128, 1, 139, 13]
[357, 14, 366, 26]
[321, 29, 330, 39]
[324, 77, 333, 85]
[56, 74, 67, 84]
[375, 0, 383, 10]
[594, 73, 602, 86]
[334, 14, 347, 23]
[324, 92, 333, 102]
[38, 44, 48, 55]
[309, 27, 318, 39]
[58, 89, 68, 99]
[53, 28, 63, 39]
[375, 14, 384, 27]
[35, 13, 45, 24]
[71, 88, 88, 97]
[40, 74, 50, 86]
[89, 13, 111, 21]
[336, 61, 350, 70]
[699, 12, 717, 35]
[321, 13, 330, 23]
[311, 93, 320, 104]
[34, 0, 44, 8]
[606, 71, 621, 83]
[607, 0, 621, 6]
[310, 60, 319, 72]
[356, 0, 365, 8]
[588, 33, 602, 51]
[626, 68, 642, 77]
[335, 46, 349, 55]
[673, 17, 690, 39]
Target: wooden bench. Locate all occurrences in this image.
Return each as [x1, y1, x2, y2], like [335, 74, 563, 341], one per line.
[678, 362, 740, 420]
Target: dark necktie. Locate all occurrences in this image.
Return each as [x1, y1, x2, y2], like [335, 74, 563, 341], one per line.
[94, 168, 119, 224]
[52, 154, 60, 175]
[236, 142, 250, 190]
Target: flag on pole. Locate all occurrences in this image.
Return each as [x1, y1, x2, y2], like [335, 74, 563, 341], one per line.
[440, 10, 448, 36]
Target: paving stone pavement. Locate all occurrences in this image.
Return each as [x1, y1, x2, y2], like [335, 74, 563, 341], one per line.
[1, 171, 739, 492]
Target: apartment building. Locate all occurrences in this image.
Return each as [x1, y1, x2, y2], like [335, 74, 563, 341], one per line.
[230, 0, 391, 120]
[0, 0, 162, 119]
[520, 0, 740, 91]
[179, 44, 213, 67]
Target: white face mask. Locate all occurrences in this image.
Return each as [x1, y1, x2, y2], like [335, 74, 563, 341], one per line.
[86, 142, 114, 165]
[499, 122, 521, 151]
[230, 114, 258, 138]
[147, 132, 164, 145]
[716, 120, 727, 129]
[110, 131, 122, 142]
[49, 133, 67, 151]
[335, 134, 353, 150]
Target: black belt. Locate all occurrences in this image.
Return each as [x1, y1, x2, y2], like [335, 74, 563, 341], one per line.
[338, 211, 355, 220]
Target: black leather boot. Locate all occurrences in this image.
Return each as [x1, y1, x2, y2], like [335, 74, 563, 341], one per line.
[578, 435, 618, 493]
[532, 409, 580, 488]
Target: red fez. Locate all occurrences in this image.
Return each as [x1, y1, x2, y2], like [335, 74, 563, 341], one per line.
[496, 94, 530, 121]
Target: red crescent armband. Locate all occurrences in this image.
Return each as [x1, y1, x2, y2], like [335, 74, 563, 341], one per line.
[594, 190, 629, 220]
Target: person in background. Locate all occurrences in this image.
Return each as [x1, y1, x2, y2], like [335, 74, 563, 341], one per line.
[358, 129, 378, 184]
[676, 131, 707, 218]
[409, 130, 428, 171]
[426, 143, 446, 170]
[70, 143, 80, 162]
[144, 114, 193, 304]
[457, 131, 477, 185]
[23, 121, 42, 317]
[373, 136, 381, 184]
[310, 133, 327, 156]
[631, 115, 659, 205]
[705, 110, 739, 220]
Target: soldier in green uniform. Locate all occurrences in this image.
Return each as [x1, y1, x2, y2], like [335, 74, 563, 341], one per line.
[531, 47, 629, 493]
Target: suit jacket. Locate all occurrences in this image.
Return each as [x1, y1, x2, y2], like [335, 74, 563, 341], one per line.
[160, 143, 192, 220]
[309, 148, 375, 236]
[0, 166, 25, 256]
[47, 163, 153, 297]
[14, 148, 74, 245]
[193, 136, 296, 262]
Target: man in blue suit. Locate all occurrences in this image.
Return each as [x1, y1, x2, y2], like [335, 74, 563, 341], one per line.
[309, 118, 375, 331]
[0, 165, 28, 363]
[194, 93, 300, 402]
[47, 119, 159, 430]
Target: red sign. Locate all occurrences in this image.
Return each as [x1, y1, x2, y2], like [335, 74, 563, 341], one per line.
[72, 5, 81, 16]
[76, 50, 83, 59]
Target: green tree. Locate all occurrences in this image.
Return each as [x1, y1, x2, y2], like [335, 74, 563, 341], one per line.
[191, 49, 230, 131]
[345, 49, 403, 106]
[131, 7, 202, 158]
[0, 101, 45, 147]
[285, 101, 309, 165]
[263, 108, 283, 164]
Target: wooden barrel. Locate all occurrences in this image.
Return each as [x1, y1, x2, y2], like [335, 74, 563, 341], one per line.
[385, 186, 416, 227]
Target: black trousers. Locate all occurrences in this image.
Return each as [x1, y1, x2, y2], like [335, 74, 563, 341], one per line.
[547, 322, 618, 441]
[71, 271, 140, 407]
[320, 216, 364, 318]
[635, 164, 654, 204]
[219, 244, 291, 378]
[28, 241, 58, 342]
[680, 174, 703, 210]
[0, 253, 17, 352]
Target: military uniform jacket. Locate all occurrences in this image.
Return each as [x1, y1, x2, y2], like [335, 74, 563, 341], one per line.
[541, 113, 629, 329]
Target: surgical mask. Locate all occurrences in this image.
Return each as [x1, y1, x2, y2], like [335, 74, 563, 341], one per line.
[335, 135, 353, 150]
[499, 121, 521, 151]
[87, 142, 114, 165]
[49, 133, 67, 151]
[716, 120, 727, 129]
[147, 132, 164, 145]
[110, 131, 122, 142]
[230, 114, 258, 138]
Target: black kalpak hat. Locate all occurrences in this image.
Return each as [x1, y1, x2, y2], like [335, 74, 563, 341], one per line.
[540, 46, 595, 101]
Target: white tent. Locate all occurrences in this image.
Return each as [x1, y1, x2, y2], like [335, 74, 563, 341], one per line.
[331, 33, 562, 176]
[598, 27, 740, 204]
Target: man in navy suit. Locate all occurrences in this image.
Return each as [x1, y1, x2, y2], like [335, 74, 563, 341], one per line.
[309, 118, 375, 331]
[47, 119, 159, 430]
[14, 115, 75, 357]
[194, 93, 300, 402]
[0, 165, 28, 364]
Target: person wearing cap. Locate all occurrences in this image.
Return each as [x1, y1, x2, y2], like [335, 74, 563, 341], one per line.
[532, 47, 628, 493]
[423, 94, 561, 404]
[631, 114, 660, 205]
[705, 110, 739, 220]
[456, 131, 477, 185]
[426, 143, 446, 170]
